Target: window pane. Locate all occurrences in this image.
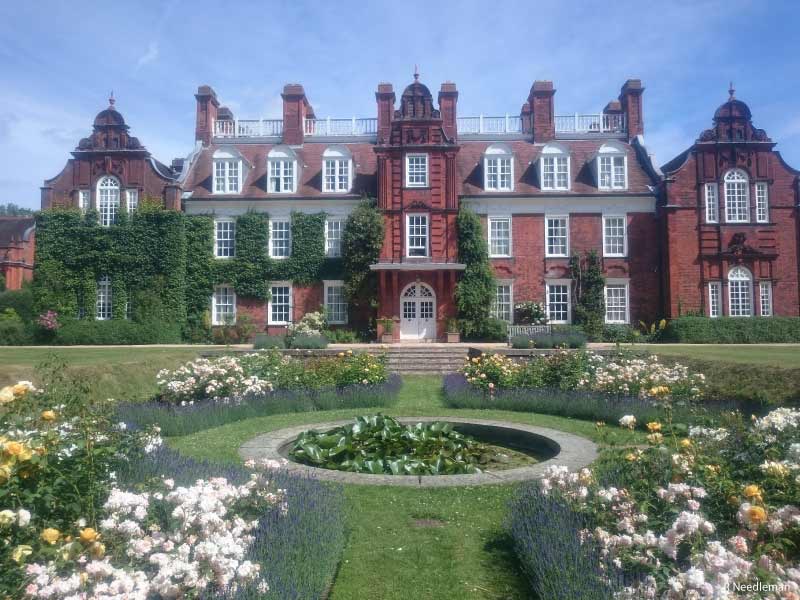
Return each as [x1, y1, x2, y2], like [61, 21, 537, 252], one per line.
[489, 218, 510, 256]
[547, 284, 569, 323]
[724, 171, 749, 222]
[213, 286, 236, 325]
[708, 283, 721, 318]
[613, 156, 625, 188]
[603, 217, 626, 256]
[492, 285, 512, 322]
[542, 157, 555, 189]
[407, 215, 428, 256]
[705, 184, 718, 223]
[326, 219, 343, 257]
[126, 189, 139, 213]
[270, 285, 291, 323]
[270, 221, 291, 257]
[556, 156, 568, 189]
[215, 220, 236, 258]
[756, 183, 769, 223]
[96, 276, 112, 320]
[599, 157, 612, 188]
[546, 217, 568, 256]
[326, 284, 347, 323]
[98, 177, 120, 227]
[407, 155, 428, 186]
[605, 284, 627, 323]
[728, 268, 752, 317]
[759, 281, 772, 317]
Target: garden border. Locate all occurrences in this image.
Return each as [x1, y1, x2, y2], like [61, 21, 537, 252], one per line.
[239, 416, 597, 487]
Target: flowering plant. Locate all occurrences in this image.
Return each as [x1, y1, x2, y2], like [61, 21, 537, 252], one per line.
[36, 311, 60, 331]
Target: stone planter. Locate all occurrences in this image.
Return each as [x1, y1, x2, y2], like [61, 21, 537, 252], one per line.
[446, 332, 460, 343]
[381, 333, 394, 344]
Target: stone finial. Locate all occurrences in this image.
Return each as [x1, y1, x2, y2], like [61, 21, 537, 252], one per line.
[414, 64, 419, 81]
[109, 91, 115, 108]
[728, 81, 735, 101]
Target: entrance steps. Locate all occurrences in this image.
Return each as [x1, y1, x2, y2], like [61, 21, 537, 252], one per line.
[380, 346, 469, 374]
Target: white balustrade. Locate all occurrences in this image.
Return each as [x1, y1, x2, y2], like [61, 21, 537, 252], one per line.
[554, 113, 626, 134]
[456, 115, 523, 135]
[213, 119, 284, 138]
[303, 117, 378, 136]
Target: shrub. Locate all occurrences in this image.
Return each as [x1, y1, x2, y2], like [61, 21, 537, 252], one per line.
[0, 319, 34, 345]
[569, 251, 605, 341]
[254, 334, 286, 349]
[287, 334, 328, 349]
[601, 323, 640, 343]
[464, 317, 507, 342]
[52, 319, 182, 345]
[513, 301, 548, 325]
[342, 201, 384, 325]
[323, 328, 361, 343]
[0, 287, 34, 322]
[662, 316, 800, 343]
[511, 332, 587, 349]
[455, 206, 496, 338]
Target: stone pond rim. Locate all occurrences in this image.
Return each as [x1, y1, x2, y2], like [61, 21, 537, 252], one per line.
[239, 416, 598, 487]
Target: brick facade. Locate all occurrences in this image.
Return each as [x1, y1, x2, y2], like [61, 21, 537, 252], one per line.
[0, 218, 35, 290]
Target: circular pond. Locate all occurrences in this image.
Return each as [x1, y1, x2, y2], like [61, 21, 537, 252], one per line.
[240, 416, 597, 487]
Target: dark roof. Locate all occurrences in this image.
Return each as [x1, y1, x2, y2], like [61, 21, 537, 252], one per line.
[660, 147, 691, 174]
[93, 107, 128, 128]
[713, 98, 752, 121]
[0, 217, 35, 244]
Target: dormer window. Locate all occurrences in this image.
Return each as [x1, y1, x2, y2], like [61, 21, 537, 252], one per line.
[724, 169, 749, 223]
[539, 144, 570, 191]
[212, 148, 243, 194]
[322, 146, 352, 193]
[268, 146, 297, 193]
[97, 176, 120, 227]
[483, 144, 513, 192]
[596, 143, 627, 190]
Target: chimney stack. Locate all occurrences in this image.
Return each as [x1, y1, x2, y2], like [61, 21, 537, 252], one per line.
[282, 84, 310, 146]
[619, 79, 644, 138]
[375, 83, 395, 144]
[529, 81, 555, 142]
[194, 85, 220, 145]
[438, 82, 458, 140]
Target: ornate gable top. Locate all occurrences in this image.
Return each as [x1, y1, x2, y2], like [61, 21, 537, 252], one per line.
[698, 84, 770, 143]
[77, 94, 145, 152]
[398, 68, 439, 119]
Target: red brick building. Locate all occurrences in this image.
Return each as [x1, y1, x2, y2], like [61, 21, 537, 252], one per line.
[0, 217, 35, 290]
[39, 79, 800, 339]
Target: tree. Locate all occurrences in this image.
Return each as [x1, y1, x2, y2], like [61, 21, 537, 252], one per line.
[455, 205, 496, 338]
[0, 203, 34, 216]
[341, 200, 384, 326]
[569, 250, 605, 340]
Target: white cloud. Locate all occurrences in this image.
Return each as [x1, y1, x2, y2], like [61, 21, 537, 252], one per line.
[136, 41, 159, 69]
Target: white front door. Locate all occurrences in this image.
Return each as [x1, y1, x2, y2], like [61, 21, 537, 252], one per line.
[399, 283, 436, 340]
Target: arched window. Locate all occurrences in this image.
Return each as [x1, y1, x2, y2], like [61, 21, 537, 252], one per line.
[97, 176, 120, 227]
[724, 169, 749, 223]
[539, 143, 570, 191]
[268, 146, 297, 193]
[322, 146, 352, 193]
[212, 147, 244, 194]
[483, 144, 514, 192]
[596, 142, 627, 190]
[728, 266, 752, 317]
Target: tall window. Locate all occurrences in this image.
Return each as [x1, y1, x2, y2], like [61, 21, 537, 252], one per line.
[269, 220, 291, 258]
[724, 169, 749, 223]
[324, 281, 348, 324]
[728, 266, 752, 317]
[704, 183, 719, 223]
[540, 144, 569, 191]
[322, 147, 351, 193]
[214, 219, 235, 258]
[268, 147, 297, 193]
[211, 286, 236, 325]
[759, 281, 772, 317]
[213, 159, 240, 194]
[96, 276, 112, 320]
[406, 214, 429, 257]
[708, 282, 721, 318]
[545, 216, 569, 257]
[604, 283, 628, 324]
[492, 283, 513, 322]
[97, 176, 120, 227]
[603, 216, 627, 257]
[405, 154, 428, 187]
[126, 189, 139, 213]
[755, 182, 769, 223]
[484, 144, 513, 191]
[268, 283, 292, 325]
[78, 190, 90, 213]
[598, 146, 627, 190]
[325, 218, 344, 257]
[488, 217, 511, 257]
[546, 282, 570, 323]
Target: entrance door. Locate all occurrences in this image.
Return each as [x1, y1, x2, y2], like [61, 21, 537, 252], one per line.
[400, 283, 436, 340]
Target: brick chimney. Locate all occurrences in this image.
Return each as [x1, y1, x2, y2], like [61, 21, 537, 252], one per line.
[40, 186, 54, 210]
[281, 84, 310, 146]
[520, 102, 532, 135]
[375, 83, 395, 145]
[438, 82, 458, 140]
[529, 81, 555, 142]
[619, 79, 644, 138]
[194, 85, 219, 145]
[164, 184, 182, 211]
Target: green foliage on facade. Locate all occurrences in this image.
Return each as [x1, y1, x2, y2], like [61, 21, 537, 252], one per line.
[341, 201, 384, 319]
[455, 205, 496, 338]
[569, 250, 606, 340]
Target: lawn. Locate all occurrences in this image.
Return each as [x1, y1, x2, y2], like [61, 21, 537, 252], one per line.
[640, 343, 800, 368]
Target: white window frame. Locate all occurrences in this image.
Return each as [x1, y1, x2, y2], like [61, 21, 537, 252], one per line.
[483, 144, 514, 192]
[267, 147, 298, 194]
[322, 148, 352, 193]
[269, 219, 292, 259]
[540, 144, 570, 191]
[704, 183, 719, 224]
[325, 218, 345, 258]
[491, 280, 514, 323]
[604, 280, 629, 324]
[759, 281, 772, 317]
[97, 176, 120, 227]
[755, 182, 769, 223]
[405, 153, 429, 188]
[602, 215, 627, 257]
[597, 146, 628, 191]
[213, 158, 242, 194]
[488, 216, 512, 258]
[545, 215, 569, 257]
[724, 169, 750, 223]
[78, 190, 90, 213]
[96, 276, 112, 321]
[126, 189, 139, 213]
[406, 213, 429, 258]
[211, 285, 236, 326]
[268, 281, 293, 325]
[728, 266, 753, 317]
[545, 280, 571, 324]
[323, 280, 348, 324]
[213, 218, 236, 259]
[708, 282, 722, 318]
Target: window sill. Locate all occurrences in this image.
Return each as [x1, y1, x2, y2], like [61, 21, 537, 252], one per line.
[544, 255, 569, 259]
[603, 254, 628, 259]
[404, 185, 431, 190]
[489, 255, 512, 259]
[214, 256, 234, 260]
[269, 256, 290, 260]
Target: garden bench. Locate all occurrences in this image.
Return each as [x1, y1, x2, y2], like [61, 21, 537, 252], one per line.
[507, 325, 551, 345]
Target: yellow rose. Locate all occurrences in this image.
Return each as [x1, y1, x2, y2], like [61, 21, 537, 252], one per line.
[79, 528, 98, 544]
[90, 541, 106, 559]
[0, 465, 11, 483]
[747, 505, 767, 525]
[646, 422, 662, 433]
[337, 352, 344, 358]
[12, 383, 30, 397]
[41, 410, 57, 422]
[647, 433, 664, 445]
[679, 438, 692, 450]
[625, 452, 639, 462]
[41, 528, 60, 545]
[11, 545, 32, 563]
[4, 441, 24, 457]
[743, 485, 762, 499]
[0, 387, 14, 405]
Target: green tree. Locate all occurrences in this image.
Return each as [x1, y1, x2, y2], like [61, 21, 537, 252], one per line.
[0, 203, 34, 216]
[569, 250, 605, 340]
[341, 200, 384, 326]
[455, 205, 496, 338]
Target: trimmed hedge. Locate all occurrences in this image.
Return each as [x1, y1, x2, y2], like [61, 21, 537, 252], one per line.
[52, 319, 182, 345]
[662, 316, 800, 343]
[510, 332, 587, 349]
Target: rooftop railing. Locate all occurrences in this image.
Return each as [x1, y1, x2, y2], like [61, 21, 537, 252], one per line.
[213, 119, 284, 138]
[554, 113, 626, 135]
[304, 117, 378, 136]
[457, 115, 522, 135]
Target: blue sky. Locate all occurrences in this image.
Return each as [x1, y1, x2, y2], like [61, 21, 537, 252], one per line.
[1, 0, 799, 209]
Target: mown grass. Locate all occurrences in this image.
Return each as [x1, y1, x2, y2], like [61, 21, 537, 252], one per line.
[640, 343, 800, 368]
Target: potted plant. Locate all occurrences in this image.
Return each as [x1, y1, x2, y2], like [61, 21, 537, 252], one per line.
[378, 317, 394, 343]
[446, 318, 460, 343]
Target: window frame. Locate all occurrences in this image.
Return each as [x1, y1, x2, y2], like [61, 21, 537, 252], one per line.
[405, 213, 429, 258]
[755, 182, 769, 223]
[97, 175, 120, 227]
[604, 280, 630, 324]
[126, 189, 139, 213]
[545, 280, 571, 324]
[487, 216, 512, 258]
[322, 148, 352, 193]
[269, 219, 292, 259]
[267, 281, 293, 325]
[324, 217, 345, 258]
[213, 158, 242, 195]
[211, 285, 237, 326]
[405, 153, 429, 188]
[95, 276, 112, 321]
[759, 281, 773, 317]
[728, 266, 753, 317]
[708, 281, 722, 318]
[724, 169, 750, 223]
[491, 280, 514, 323]
[545, 215, 569, 258]
[213, 218, 236, 259]
[323, 280, 348, 324]
[704, 183, 719, 224]
[483, 145, 514, 192]
[602, 215, 627, 257]
[597, 147, 628, 191]
[540, 144, 570, 191]
[78, 189, 90, 213]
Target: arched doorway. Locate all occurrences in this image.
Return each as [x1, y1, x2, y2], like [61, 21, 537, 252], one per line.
[400, 282, 436, 340]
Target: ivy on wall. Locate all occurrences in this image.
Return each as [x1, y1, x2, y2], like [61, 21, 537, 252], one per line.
[569, 250, 606, 341]
[341, 201, 384, 323]
[455, 204, 496, 337]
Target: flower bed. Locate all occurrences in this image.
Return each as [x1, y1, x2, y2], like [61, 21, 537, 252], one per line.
[508, 408, 800, 599]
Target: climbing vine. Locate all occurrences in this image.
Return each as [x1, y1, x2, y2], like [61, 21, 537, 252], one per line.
[341, 201, 384, 322]
[569, 250, 606, 341]
[455, 204, 496, 338]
